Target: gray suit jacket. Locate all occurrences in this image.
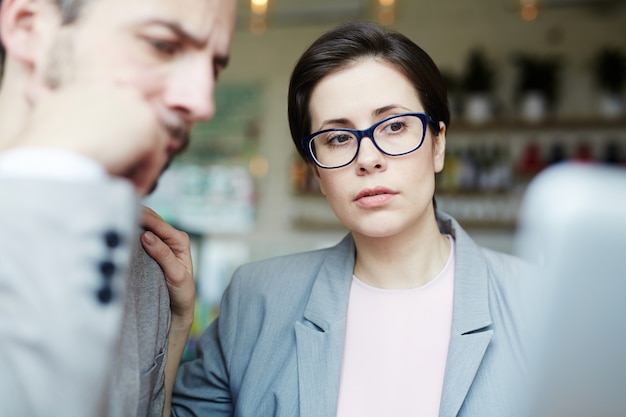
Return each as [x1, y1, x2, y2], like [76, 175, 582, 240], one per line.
[0, 179, 137, 416]
[172, 212, 534, 417]
[106, 234, 171, 417]
[0, 177, 170, 417]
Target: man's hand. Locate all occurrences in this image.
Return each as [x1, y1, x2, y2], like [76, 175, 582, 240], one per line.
[139, 206, 195, 416]
[15, 84, 170, 195]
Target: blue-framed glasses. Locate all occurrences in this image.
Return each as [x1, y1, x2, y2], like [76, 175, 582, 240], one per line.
[302, 112, 432, 169]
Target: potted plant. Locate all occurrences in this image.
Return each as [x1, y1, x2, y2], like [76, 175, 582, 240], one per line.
[513, 54, 561, 122]
[461, 49, 496, 124]
[592, 47, 626, 119]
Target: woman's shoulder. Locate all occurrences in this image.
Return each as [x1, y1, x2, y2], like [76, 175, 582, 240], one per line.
[481, 246, 534, 276]
[238, 247, 330, 277]
[438, 210, 535, 281]
[230, 234, 354, 290]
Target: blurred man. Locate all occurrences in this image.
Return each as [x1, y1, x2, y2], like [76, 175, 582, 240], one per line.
[0, 0, 237, 415]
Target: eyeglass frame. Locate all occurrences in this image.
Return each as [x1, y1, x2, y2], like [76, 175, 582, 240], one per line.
[301, 112, 436, 169]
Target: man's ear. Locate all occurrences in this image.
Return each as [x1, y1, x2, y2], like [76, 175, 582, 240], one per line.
[433, 121, 446, 174]
[0, 0, 60, 66]
[1, 0, 39, 64]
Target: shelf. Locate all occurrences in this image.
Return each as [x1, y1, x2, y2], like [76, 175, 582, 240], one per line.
[451, 116, 626, 133]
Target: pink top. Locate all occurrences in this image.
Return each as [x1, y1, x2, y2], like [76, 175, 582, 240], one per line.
[336, 236, 455, 417]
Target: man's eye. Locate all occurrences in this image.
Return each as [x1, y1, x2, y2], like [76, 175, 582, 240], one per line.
[148, 39, 180, 55]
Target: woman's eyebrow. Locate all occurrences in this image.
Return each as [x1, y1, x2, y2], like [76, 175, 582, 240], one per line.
[372, 105, 413, 117]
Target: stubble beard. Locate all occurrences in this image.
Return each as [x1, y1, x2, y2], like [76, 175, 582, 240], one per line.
[42, 32, 75, 90]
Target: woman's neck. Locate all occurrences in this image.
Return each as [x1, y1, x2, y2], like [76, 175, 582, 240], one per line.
[352, 215, 451, 290]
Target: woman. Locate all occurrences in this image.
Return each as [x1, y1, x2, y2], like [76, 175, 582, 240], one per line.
[171, 21, 534, 417]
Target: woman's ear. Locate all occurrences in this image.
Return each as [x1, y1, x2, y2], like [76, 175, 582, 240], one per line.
[433, 121, 446, 173]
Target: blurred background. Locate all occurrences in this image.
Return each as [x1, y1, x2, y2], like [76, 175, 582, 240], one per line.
[140, 0, 626, 359]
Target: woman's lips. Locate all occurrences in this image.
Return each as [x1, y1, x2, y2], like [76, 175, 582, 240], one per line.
[355, 187, 398, 208]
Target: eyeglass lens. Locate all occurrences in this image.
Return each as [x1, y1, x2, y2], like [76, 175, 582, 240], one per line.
[309, 114, 425, 168]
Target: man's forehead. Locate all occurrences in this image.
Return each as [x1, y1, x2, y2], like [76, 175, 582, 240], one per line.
[82, 0, 235, 36]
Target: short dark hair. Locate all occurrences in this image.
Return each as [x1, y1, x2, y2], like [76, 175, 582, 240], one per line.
[287, 21, 450, 162]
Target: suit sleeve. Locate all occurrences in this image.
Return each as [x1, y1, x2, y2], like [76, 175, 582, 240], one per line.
[170, 270, 243, 417]
[0, 178, 139, 417]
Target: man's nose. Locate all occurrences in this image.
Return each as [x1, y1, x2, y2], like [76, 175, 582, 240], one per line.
[163, 57, 216, 122]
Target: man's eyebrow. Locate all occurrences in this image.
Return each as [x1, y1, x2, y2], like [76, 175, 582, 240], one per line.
[140, 19, 206, 47]
[141, 19, 230, 68]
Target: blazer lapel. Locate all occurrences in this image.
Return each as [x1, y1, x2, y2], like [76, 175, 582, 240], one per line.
[438, 214, 494, 417]
[296, 235, 355, 417]
[294, 216, 495, 417]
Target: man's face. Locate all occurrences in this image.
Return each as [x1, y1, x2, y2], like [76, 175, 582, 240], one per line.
[34, 0, 237, 160]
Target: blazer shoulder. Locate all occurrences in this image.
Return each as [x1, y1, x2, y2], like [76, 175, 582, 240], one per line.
[228, 234, 353, 297]
[482, 248, 536, 283]
[481, 247, 540, 329]
[482, 247, 533, 275]
[234, 245, 334, 285]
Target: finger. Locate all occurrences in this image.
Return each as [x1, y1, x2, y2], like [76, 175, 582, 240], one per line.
[141, 230, 187, 286]
[141, 206, 169, 231]
[140, 206, 164, 228]
[141, 207, 191, 259]
[141, 229, 196, 320]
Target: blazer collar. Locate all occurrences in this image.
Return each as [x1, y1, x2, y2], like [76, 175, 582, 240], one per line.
[437, 212, 494, 417]
[296, 214, 494, 417]
[301, 234, 356, 330]
[296, 234, 355, 417]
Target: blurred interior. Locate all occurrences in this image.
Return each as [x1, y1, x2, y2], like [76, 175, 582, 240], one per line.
[113, 0, 626, 357]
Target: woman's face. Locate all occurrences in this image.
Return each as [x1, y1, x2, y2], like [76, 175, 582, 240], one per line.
[308, 58, 446, 240]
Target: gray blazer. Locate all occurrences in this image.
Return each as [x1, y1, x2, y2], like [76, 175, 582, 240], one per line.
[172, 212, 534, 417]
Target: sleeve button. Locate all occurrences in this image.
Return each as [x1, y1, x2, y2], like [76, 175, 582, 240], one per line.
[104, 231, 121, 249]
[96, 287, 113, 304]
[99, 260, 116, 278]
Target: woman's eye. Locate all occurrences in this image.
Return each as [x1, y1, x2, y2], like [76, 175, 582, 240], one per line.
[327, 133, 351, 145]
[386, 121, 405, 133]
